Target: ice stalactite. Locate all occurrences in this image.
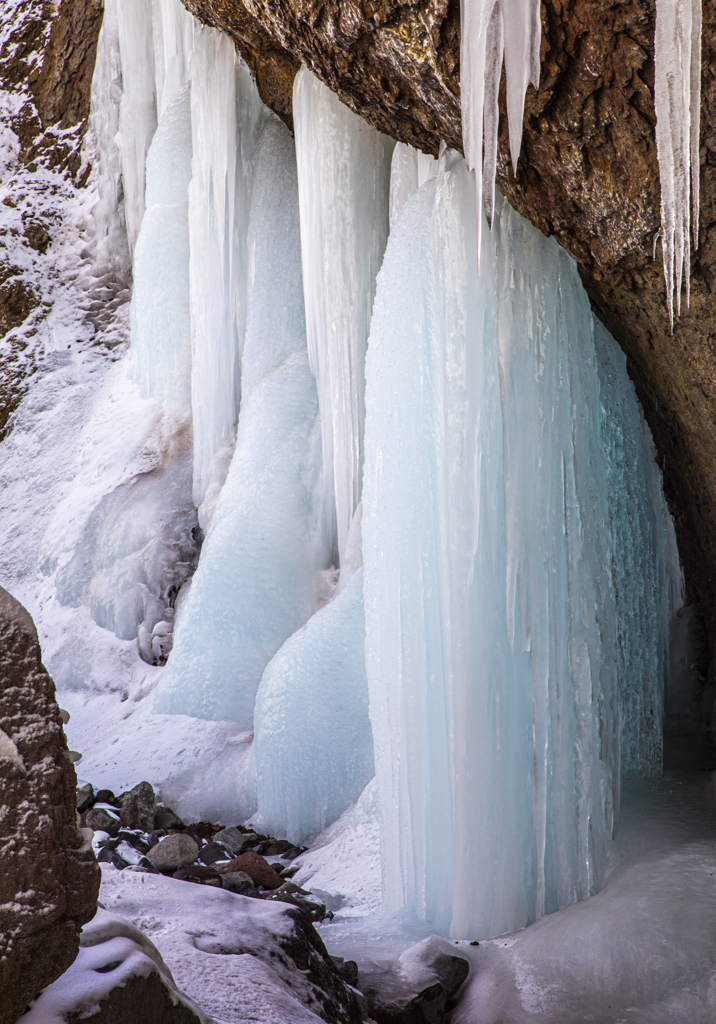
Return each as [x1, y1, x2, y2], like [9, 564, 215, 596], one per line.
[654, 0, 702, 323]
[154, 116, 331, 726]
[188, 31, 265, 509]
[131, 86, 192, 417]
[363, 151, 680, 940]
[293, 69, 394, 567]
[115, 0, 158, 255]
[460, 0, 540, 242]
[254, 567, 373, 845]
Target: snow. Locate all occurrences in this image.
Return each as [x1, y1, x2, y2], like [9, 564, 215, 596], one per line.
[97, 868, 331, 1024]
[19, 906, 207, 1024]
[654, 0, 702, 324]
[293, 68, 395, 567]
[253, 567, 373, 845]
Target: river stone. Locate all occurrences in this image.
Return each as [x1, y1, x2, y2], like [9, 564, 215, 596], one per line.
[148, 833, 200, 872]
[0, 586, 100, 1024]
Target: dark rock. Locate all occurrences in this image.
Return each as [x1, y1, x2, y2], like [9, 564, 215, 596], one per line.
[154, 806, 185, 831]
[213, 825, 257, 855]
[221, 851, 284, 889]
[261, 839, 294, 856]
[221, 870, 257, 895]
[0, 586, 100, 1024]
[119, 781, 156, 831]
[331, 957, 359, 989]
[148, 833, 200, 872]
[95, 789, 120, 808]
[184, 821, 220, 842]
[85, 805, 122, 835]
[116, 828, 151, 854]
[361, 936, 470, 1024]
[262, 882, 330, 922]
[197, 839, 234, 866]
[76, 782, 95, 813]
[282, 845, 306, 860]
[18, 908, 204, 1024]
[174, 864, 223, 883]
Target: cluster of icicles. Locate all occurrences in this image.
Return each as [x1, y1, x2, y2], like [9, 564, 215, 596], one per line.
[462, 0, 702, 322]
[86, 0, 683, 940]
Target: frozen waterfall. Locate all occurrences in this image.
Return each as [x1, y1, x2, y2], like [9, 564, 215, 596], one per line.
[363, 153, 681, 938]
[70, 0, 682, 941]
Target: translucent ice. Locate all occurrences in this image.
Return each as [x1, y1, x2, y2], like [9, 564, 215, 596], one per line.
[130, 85, 192, 417]
[294, 68, 394, 565]
[362, 152, 679, 940]
[654, 0, 702, 322]
[154, 117, 330, 726]
[254, 568, 373, 845]
[188, 30, 264, 506]
[461, 0, 540, 242]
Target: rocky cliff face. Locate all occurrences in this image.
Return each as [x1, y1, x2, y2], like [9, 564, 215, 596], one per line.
[0, 587, 100, 1024]
[182, 0, 716, 651]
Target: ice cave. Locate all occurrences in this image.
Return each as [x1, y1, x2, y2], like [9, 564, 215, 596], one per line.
[1, 0, 716, 1021]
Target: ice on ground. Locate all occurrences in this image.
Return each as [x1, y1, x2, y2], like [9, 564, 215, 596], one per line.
[254, 568, 373, 845]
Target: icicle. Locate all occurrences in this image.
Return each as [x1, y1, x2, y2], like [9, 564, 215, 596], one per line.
[654, 0, 702, 325]
[293, 69, 395, 567]
[115, 0, 158, 256]
[460, 0, 540, 247]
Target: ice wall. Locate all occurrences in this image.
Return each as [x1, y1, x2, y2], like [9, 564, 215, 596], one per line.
[363, 150, 679, 940]
[154, 116, 331, 726]
[293, 69, 394, 566]
[595, 323, 683, 774]
[254, 568, 373, 844]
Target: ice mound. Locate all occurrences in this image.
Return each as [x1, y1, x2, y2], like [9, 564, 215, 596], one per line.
[254, 567, 373, 845]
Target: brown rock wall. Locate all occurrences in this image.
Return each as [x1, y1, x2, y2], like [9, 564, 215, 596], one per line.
[0, 587, 100, 1024]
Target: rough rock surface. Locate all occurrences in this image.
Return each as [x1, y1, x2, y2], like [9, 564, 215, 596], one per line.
[0, 586, 100, 1024]
[149, 833, 201, 872]
[179, 0, 716, 652]
[222, 850, 285, 888]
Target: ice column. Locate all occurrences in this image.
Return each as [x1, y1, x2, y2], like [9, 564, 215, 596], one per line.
[363, 150, 678, 940]
[115, 0, 158, 255]
[654, 0, 702, 323]
[130, 86, 193, 417]
[254, 567, 374, 844]
[460, 0, 540, 239]
[155, 117, 331, 726]
[293, 69, 394, 566]
[188, 30, 265, 506]
[389, 142, 438, 229]
[151, 0, 195, 118]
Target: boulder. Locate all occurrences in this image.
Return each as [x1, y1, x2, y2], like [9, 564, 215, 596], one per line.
[148, 833, 200, 872]
[221, 870, 256, 895]
[213, 825, 257, 855]
[119, 781, 156, 831]
[76, 782, 95, 813]
[0, 587, 100, 1024]
[85, 805, 121, 835]
[18, 908, 206, 1024]
[154, 806, 185, 831]
[221, 851, 283, 889]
